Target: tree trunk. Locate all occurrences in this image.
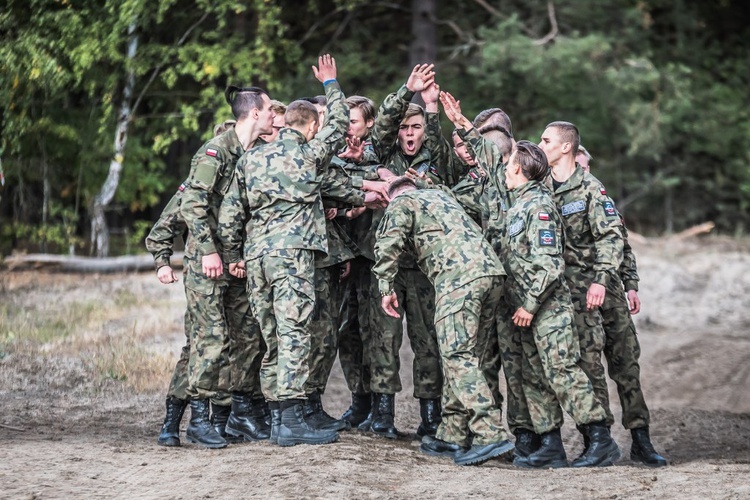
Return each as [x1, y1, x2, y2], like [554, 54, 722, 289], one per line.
[90, 21, 138, 257]
[410, 0, 437, 107]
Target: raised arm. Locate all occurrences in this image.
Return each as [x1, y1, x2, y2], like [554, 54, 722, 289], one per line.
[307, 55, 350, 169]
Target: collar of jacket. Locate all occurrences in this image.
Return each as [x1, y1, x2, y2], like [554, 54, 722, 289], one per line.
[217, 126, 245, 159]
[278, 128, 307, 143]
[511, 179, 543, 198]
[550, 163, 584, 194]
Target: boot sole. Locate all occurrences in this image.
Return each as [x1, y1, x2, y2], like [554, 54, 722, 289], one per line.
[157, 437, 180, 447]
[630, 452, 668, 467]
[186, 435, 228, 449]
[371, 429, 399, 440]
[513, 457, 568, 469]
[225, 425, 270, 442]
[420, 446, 459, 458]
[572, 443, 622, 467]
[455, 441, 515, 466]
[277, 433, 340, 447]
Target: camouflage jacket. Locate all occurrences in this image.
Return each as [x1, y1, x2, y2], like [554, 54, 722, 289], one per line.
[451, 164, 488, 228]
[180, 127, 249, 260]
[317, 157, 367, 268]
[500, 181, 567, 314]
[602, 219, 639, 309]
[373, 189, 504, 304]
[217, 82, 349, 262]
[145, 184, 186, 270]
[457, 127, 511, 256]
[548, 166, 624, 296]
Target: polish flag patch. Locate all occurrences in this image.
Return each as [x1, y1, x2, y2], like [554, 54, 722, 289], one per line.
[538, 212, 550, 221]
[600, 187, 607, 195]
[178, 183, 186, 192]
[206, 148, 218, 157]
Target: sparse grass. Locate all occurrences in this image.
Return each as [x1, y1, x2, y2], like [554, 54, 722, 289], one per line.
[0, 301, 98, 349]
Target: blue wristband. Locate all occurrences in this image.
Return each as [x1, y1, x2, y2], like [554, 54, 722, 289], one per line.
[323, 78, 337, 86]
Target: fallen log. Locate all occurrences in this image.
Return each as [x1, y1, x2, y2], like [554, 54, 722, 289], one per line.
[4, 253, 184, 273]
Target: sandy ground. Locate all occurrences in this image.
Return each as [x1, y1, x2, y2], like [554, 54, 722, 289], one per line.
[2, 236, 750, 499]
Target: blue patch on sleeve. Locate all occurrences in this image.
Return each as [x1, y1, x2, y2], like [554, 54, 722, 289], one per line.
[539, 229, 556, 247]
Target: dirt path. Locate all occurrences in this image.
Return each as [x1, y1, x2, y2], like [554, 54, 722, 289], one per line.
[2, 237, 750, 499]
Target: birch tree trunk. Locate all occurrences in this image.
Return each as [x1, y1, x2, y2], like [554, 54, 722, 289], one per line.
[90, 21, 138, 257]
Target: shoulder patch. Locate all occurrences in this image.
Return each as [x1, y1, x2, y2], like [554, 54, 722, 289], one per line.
[600, 187, 607, 195]
[539, 229, 556, 247]
[469, 171, 479, 180]
[603, 200, 617, 217]
[178, 183, 186, 192]
[500, 199, 508, 212]
[561, 200, 586, 216]
[429, 165, 438, 175]
[206, 148, 218, 157]
[508, 219, 525, 237]
[538, 212, 550, 221]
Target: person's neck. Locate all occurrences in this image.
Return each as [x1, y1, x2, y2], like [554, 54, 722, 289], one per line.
[551, 156, 577, 183]
[234, 120, 261, 151]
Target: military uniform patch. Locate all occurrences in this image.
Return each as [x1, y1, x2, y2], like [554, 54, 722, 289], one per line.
[178, 183, 186, 192]
[539, 229, 556, 246]
[603, 200, 617, 217]
[508, 219, 524, 237]
[538, 212, 550, 221]
[561, 200, 586, 216]
[500, 199, 508, 212]
[600, 187, 607, 195]
[206, 148, 218, 157]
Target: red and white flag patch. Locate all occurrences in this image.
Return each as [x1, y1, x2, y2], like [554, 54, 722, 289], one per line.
[538, 212, 550, 221]
[206, 148, 218, 157]
[600, 187, 607, 195]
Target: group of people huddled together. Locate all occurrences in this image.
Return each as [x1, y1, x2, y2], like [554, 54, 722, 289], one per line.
[146, 54, 668, 468]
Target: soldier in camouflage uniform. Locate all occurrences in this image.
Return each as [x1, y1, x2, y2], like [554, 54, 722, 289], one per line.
[218, 55, 347, 447]
[179, 87, 275, 448]
[362, 64, 447, 439]
[440, 92, 536, 456]
[538, 121, 624, 464]
[576, 147, 667, 467]
[373, 177, 514, 466]
[496, 140, 620, 468]
[146, 121, 240, 448]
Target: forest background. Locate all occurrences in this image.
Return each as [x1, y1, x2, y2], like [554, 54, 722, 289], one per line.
[1, 0, 748, 257]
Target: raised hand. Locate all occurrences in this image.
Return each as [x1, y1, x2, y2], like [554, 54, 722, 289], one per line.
[312, 54, 337, 83]
[339, 136, 365, 162]
[421, 81, 440, 105]
[439, 91, 470, 129]
[405, 63, 435, 93]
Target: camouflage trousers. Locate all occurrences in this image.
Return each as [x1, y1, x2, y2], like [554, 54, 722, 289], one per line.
[183, 256, 263, 401]
[519, 294, 608, 434]
[166, 310, 230, 405]
[571, 294, 614, 425]
[434, 276, 509, 448]
[337, 257, 372, 395]
[307, 263, 346, 395]
[496, 298, 534, 434]
[247, 249, 315, 401]
[602, 293, 650, 429]
[369, 267, 442, 399]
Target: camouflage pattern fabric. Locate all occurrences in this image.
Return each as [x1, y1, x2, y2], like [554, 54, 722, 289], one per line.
[549, 166, 624, 425]
[337, 257, 373, 395]
[434, 277, 509, 447]
[307, 265, 346, 394]
[602, 222, 649, 428]
[500, 180, 608, 434]
[144, 187, 185, 271]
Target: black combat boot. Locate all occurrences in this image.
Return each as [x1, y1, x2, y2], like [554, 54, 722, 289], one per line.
[210, 403, 234, 441]
[630, 427, 667, 467]
[254, 398, 271, 427]
[185, 399, 227, 449]
[420, 435, 466, 458]
[513, 428, 568, 468]
[276, 399, 340, 447]
[454, 439, 515, 466]
[157, 396, 187, 447]
[341, 393, 371, 427]
[370, 393, 399, 439]
[576, 424, 591, 457]
[357, 393, 379, 432]
[225, 393, 271, 442]
[512, 428, 541, 459]
[268, 401, 281, 445]
[304, 391, 350, 432]
[415, 398, 441, 438]
[571, 421, 621, 467]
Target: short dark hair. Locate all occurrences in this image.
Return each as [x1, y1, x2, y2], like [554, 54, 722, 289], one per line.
[514, 140, 549, 182]
[545, 121, 580, 157]
[346, 95, 376, 123]
[285, 100, 319, 128]
[402, 103, 425, 124]
[473, 108, 513, 138]
[301, 95, 326, 106]
[224, 85, 268, 120]
[387, 176, 417, 198]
